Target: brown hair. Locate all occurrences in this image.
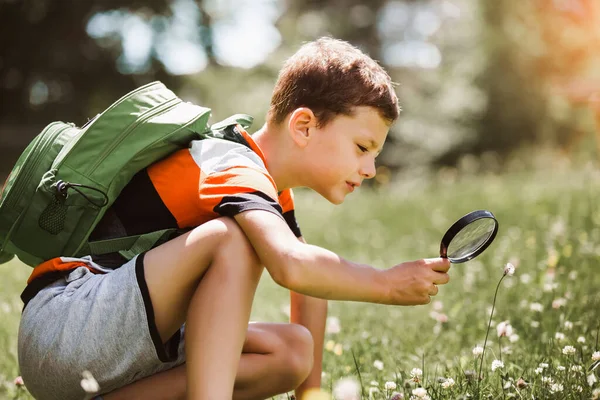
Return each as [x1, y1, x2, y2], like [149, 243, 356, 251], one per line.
[267, 37, 400, 127]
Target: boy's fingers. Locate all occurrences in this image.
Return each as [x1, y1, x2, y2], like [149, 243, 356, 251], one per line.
[432, 272, 450, 286]
[423, 257, 451, 273]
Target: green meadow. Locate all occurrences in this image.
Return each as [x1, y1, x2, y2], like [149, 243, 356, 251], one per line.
[1, 165, 599, 399]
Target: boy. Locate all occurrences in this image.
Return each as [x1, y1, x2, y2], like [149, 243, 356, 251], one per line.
[17, 37, 450, 400]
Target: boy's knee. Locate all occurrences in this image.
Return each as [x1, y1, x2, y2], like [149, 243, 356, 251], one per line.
[281, 324, 314, 386]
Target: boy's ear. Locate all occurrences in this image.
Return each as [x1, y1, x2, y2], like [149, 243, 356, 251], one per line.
[288, 107, 317, 148]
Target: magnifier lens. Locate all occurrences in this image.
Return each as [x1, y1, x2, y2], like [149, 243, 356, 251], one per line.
[440, 210, 499, 263]
[447, 218, 497, 261]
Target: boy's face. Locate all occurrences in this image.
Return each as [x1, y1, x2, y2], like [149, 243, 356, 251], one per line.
[306, 106, 389, 204]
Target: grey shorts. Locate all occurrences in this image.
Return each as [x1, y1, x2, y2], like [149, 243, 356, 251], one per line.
[18, 254, 186, 400]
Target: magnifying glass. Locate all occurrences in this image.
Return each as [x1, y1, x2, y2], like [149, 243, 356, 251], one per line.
[440, 210, 498, 263]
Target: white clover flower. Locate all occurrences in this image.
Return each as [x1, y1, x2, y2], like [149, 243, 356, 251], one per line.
[570, 365, 583, 373]
[569, 271, 578, 280]
[472, 346, 484, 356]
[326, 316, 341, 334]
[529, 303, 543, 312]
[384, 381, 397, 390]
[433, 300, 443, 311]
[557, 365, 566, 371]
[504, 262, 515, 276]
[550, 383, 564, 393]
[593, 388, 600, 398]
[552, 298, 567, 309]
[333, 377, 361, 400]
[575, 385, 583, 392]
[370, 380, 379, 386]
[534, 367, 543, 375]
[588, 373, 598, 386]
[531, 320, 540, 328]
[578, 336, 586, 344]
[541, 376, 553, 385]
[491, 360, 504, 371]
[80, 370, 99, 394]
[562, 345, 576, 355]
[496, 321, 513, 337]
[410, 368, 423, 381]
[412, 387, 428, 398]
[509, 334, 519, 343]
[564, 321, 573, 330]
[539, 362, 549, 369]
[373, 360, 384, 371]
[441, 378, 455, 389]
[369, 387, 380, 397]
[593, 351, 600, 361]
[555, 332, 566, 341]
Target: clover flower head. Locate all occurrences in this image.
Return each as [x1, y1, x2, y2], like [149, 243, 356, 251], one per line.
[373, 360, 384, 371]
[504, 262, 515, 276]
[550, 383, 564, 393]
[385, 381, 397, 390]
[593, 351, 600, 361]
[472, 346, 484, 356]
[441, 378, 455, 389]
[562, 345, 576, 355]
[410, 368, 423, 381]
[491, 359, 504, 371]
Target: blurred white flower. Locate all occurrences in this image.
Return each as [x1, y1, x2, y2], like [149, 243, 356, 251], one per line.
[410, 368, 423, 382]
[491, 360, 504, 371]
[593, 351, 600, 361]
[575, 385, 583, 392]
[557, 365, 566, 371]
[534, 367, 543, 375]
[564, 321, 573, 330]
[411, 387, 428, 398]
[326, 317, 341, 334]
[333, 377, 360, 400]
[520, 273, 532, 284]
[370, 380, 378, 386]
[384, 381, 397, 390]
[550, 383, 564, 393]
[568, 271, 578, 280]
[570, 365, 583, 373]
[373, 360, 384, 371]
[432, 300, 443, 311]
[552, 298, 567, 309]
[496, 321, 513, 337]
[562, 345, 576, 355]
[441, 377, 455, 389]
[529, 303, 543, 312]
[80, 370, 99, 394]
[539, 362, 549, 369]
[504, 262, 515, 276]
[541, 376, 553, 385]
[531, 320, 540, 328]
[369, 387, 379, 397]
[472, 346, 484, 356]
[509, 334, 519, 343]
[588, 373, 597, 386]
[577, 336, 586, 344]
[555, 332, 566, 341]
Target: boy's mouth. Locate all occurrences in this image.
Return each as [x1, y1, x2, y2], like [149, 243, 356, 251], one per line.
[346, 181, 360, 192]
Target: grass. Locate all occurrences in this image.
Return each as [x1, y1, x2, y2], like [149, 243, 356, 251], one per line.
[1, 165, 600, 399]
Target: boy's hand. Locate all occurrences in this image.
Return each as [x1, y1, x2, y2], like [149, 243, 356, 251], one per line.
[381, 258, 451, 306]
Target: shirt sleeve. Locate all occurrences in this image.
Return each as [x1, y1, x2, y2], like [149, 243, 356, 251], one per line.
[200, 165, 284, 219]
[278, 189, 302, 238]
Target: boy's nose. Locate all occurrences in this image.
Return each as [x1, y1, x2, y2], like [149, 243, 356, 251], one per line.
[359, 159, 376, 179]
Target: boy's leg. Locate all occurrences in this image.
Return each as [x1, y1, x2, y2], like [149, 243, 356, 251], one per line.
[139, 217, 302, 398]
[102, 322, 314, 400]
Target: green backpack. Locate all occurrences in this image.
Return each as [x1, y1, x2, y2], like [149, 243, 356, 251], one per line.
[0, 81, 252, 267]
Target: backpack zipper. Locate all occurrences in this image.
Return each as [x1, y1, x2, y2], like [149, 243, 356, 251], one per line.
[84, 97, 181, 175]
[3, 123, 74, 210]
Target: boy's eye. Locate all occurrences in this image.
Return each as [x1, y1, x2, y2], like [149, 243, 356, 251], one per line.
[357, 144, 369, 153]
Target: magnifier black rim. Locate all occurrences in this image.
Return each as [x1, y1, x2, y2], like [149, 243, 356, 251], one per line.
[440, 210, 498, 263]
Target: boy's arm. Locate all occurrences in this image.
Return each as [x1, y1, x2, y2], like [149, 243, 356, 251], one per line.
[233, 209, 450, 305]
[291, 237, 327, 398]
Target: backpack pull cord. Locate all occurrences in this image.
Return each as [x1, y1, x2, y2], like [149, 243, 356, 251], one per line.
[56, 180, 109, 208]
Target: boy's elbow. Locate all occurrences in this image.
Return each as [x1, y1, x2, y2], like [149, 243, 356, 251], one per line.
[268, 247, 303, 290]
